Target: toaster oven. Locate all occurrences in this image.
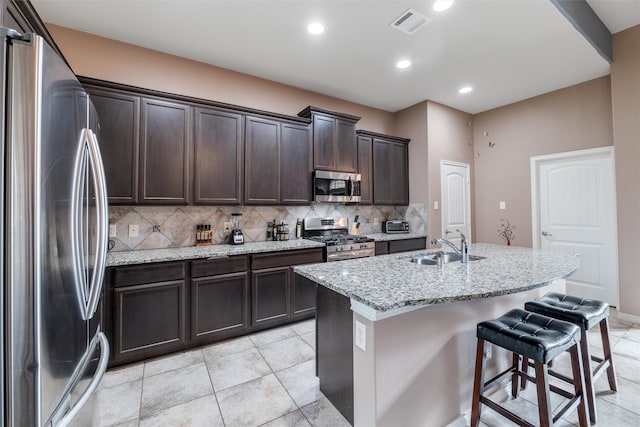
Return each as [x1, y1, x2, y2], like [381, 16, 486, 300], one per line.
[383, 220, 410, 233]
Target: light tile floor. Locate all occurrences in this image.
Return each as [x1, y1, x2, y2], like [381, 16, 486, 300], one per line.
[94, 310, 640, 427]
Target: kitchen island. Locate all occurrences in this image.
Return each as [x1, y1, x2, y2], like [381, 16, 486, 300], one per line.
[293, 243, 579, 426]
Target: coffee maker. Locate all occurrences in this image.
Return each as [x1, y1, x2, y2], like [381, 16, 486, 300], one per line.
[229, 213, 244, 245]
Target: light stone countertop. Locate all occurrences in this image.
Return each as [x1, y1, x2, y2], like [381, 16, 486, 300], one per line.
[293, 243, 579, 318]
[106, 234, 426, 266]
[107, 239, 326, 266]
[366, 232, 427, 242]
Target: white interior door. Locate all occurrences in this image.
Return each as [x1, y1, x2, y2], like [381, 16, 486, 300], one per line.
[531, 147, 619, 306]
[440, 161, 471, 245]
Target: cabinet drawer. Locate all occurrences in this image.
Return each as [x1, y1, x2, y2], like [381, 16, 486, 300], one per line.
[388, 238, 427, 254]
[251, 248, 324, 270]
[113, 261, 186, 287]
[191, 255, 248, 278]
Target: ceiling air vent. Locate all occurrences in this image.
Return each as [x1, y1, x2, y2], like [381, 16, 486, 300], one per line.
[390, 8, 431, 35]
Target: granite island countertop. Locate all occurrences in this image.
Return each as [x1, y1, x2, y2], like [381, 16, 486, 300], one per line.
[293, 243, 579, 319]
[107, 239, 326, 266]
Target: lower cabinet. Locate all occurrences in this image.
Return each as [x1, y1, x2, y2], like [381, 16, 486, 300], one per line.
[388, 237, 427, 254]
[251, 248, 324, 330]
[252, 266, 291, 328]
[113, 278, 187, 364]
[105, 248, 322, 366]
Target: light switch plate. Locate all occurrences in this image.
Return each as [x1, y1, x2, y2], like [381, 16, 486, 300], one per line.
[499, 201, 506, 210]
[373, 218, 379, 225]
[109, 224, 117, 238]
[355, 320, 366, 351]
[434, 200, 439, 210]
[128, 224, 139, 237]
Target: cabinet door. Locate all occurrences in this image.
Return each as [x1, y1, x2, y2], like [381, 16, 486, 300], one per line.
[252, 266, 291, 328]
[280, 122, 312, 204]
[139, 98, 191, 204]
[89, 89, 140, 204]
[245, 116, 280, 204]
[313, 114, 336, 171]
[113, 279, 186, 363]
[357, 135, 373, 205]
[194, 108, 243, 204]
[373, 138, 393, 205]
[335, 119, 357, 173]
[292, 271, 317, 319]
[391, 142, 410, 205]
[191, 272, 249, 343]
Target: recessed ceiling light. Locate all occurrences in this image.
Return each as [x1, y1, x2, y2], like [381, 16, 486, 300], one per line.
[396, 60, 411, 69]
[307, 22, 324, 35]
[433, 0, 454, 12]
[459, 86, 473, 94]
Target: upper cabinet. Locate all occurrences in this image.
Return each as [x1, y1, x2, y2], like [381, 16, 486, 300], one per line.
[244, 116, 281, 205]
[298, 106, 360, 173]
[363, 131, 410, 206]
[356, 133, 373, 205]
[193, 108, 243, 204]
[139, 98, 192, 204]
[244, 116, 313, 205]
[88, 87, 140, 204]
[280, 122, 313, 204]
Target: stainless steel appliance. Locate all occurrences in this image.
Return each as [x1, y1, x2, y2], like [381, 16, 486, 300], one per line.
[1, 28, 109, 426]
[383, 220, 410, 233]
[303, 217, 375, 262]
[313, 170, 361, 203]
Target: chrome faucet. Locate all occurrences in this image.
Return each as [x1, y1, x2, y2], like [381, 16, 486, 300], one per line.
[431, 229, 469, 263]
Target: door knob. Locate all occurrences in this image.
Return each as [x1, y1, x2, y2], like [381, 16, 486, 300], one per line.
[541, 231, 552, 237]
[445, 229, 452, 234]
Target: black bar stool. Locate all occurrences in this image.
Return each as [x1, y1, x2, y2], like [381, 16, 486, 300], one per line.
[471, 308, 588, 427]
[525, 292, 618, 424]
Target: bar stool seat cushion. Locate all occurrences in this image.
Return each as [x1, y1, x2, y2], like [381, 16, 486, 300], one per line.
[525, 292, 609, 330]
[477, 308, 580, 364]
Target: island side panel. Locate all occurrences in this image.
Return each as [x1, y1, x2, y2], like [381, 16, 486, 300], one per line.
[316, 285, 354, 425]
[353, 279, 566, 426]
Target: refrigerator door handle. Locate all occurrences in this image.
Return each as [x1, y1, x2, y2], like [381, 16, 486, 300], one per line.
[55, 331, 110, 427]
[85, 129, 108, 318]
[70, 128, 108, 320]
[70, 129, 90, 319]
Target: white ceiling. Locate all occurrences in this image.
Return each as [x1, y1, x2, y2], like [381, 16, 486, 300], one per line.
[31, 0, 640, 114]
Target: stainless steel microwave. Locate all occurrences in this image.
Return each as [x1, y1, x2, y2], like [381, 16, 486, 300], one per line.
[313, 170, 361, 203]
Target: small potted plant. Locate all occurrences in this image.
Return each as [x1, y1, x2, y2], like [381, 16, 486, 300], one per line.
[497, 219, 515, 246]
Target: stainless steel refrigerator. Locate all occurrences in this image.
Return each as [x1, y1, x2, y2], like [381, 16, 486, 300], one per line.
[1, 28, 110, 426]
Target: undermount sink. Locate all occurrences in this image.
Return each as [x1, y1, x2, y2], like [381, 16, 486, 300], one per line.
[409, 252, 486, 265]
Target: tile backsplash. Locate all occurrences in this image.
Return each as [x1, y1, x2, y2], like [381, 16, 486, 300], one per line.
[108, 203, 427, 251]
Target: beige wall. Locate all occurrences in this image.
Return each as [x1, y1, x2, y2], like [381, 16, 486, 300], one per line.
[611, 25, 640, 319]
[427, 102, 475, 244]
[395, 101, 428, 204]
[47, 24, 395, 133]
[472, 77, 613, 247]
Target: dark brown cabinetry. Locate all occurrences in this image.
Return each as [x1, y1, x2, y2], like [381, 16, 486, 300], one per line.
[88, 88, 140, 204]
[190, 256, 249, 342]
[298, 106, 360, 173]
[250, 248, 323, 329]
[372, 133, 410, 205]
[244, 116, 280, 204]
[280, 123, 313, 204]
[139, 98, 192, 204]
[110, 262, 187, 364]
[375, 241, 389, 256]
[356, 133, 373, 205]
[375, 238, 426, 255]
[193, 108, 243, 204]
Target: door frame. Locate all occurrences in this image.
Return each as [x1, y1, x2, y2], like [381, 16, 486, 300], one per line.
[440, 160, 472, 243]
[530, 146, 619, 304]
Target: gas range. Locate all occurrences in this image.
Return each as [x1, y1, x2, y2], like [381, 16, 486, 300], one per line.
[303, 217, 376, 262]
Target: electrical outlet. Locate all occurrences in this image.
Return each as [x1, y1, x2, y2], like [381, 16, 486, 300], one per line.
[373, 217, 379, 225]
[109, 224, 117, 238]
[355, 320, 366, 351]
[224, 222, 232, 232]
[128, 224, 138, 237]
